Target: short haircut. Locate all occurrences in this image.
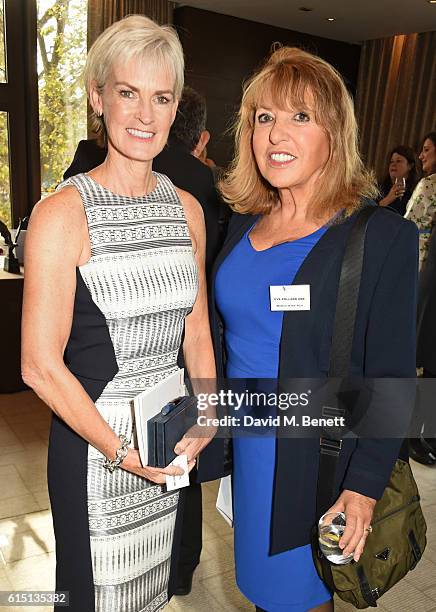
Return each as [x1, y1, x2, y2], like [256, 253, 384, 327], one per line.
[170, 86, 207, 152]
[220, 46, 377, 218]
[83, 15, 184, 135]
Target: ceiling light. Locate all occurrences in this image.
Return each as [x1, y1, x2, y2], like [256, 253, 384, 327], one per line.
[428, 1, 436, 4]
[326, 17, 336, 21]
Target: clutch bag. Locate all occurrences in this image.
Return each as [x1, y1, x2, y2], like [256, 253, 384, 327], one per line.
[147, 396, 197, 468]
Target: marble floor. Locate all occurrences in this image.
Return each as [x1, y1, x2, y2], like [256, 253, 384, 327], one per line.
[0, 391, 436, 612]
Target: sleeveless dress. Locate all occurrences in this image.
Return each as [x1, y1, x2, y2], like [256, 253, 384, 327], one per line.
[50, 172, 198, 612]
[215, 224, 332, 611]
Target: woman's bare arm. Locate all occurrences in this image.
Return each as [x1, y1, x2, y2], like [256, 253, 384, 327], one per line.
[174, 188, 217, 460]
[177, 188, 216, 381]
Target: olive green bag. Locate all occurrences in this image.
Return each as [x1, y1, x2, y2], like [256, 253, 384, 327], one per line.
[311, 207, 427, 608]
[313, 458, 426, 608]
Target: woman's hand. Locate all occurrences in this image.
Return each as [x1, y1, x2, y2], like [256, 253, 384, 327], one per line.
[122, 448, 195, 485]
[326, 489, 376, 562]
[173, 422, 217, 462]
[379, 182, 406, 206]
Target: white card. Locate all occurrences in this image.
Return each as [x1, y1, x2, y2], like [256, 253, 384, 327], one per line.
[216, 474, 233, 527]
[166, 454, 190, 491]
[270, 284, 310, 311]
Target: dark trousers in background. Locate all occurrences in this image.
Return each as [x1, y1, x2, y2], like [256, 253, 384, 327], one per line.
[178, 472, 203, 579]
[411, 370, 436, 442]
[423, 369, 436, 440]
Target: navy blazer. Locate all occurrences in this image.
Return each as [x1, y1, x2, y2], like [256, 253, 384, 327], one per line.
[198, 205, 418, 553]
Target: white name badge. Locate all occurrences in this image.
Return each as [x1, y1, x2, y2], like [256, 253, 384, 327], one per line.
[269, 284, 310, 311]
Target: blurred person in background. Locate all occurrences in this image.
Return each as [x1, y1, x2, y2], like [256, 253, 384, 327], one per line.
[405, 132, 436, 268]
[377, 145, 417, 216]
[408, 131, 436, 465]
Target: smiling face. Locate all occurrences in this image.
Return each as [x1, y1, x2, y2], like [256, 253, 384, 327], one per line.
[389, 153, 412, 181]
[252, 97, 330, 195]
[419, 138, 436, 176]
[90, 55, 178, 163]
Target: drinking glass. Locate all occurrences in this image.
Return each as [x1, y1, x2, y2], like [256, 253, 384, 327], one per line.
[395, 177, 406, 199]
[318, 511, 354, 564]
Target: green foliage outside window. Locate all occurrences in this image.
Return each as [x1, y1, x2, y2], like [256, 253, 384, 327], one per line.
[38, 0, 87, 197]
[0, 0, 6, 83]
[0, 0, 87, 228]
[0, 111, 11, 227]
[0, 2, 11, 227]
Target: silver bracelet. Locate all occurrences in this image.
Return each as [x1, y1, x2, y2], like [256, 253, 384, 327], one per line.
[103, 434, 131, 473]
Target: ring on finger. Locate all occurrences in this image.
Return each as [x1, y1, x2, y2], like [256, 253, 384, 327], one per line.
[364, 525, 373, 534]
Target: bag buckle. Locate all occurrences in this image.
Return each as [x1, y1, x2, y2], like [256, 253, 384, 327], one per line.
[319, 437, 342, 456]
[322, 405, 345, 419]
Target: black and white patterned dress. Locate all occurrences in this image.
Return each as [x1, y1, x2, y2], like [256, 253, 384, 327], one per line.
[49, 172, 198, 612]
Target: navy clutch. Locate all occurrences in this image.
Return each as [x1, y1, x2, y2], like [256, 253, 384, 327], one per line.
[147, 396, 198, 468]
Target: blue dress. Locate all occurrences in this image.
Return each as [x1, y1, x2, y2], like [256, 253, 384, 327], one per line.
[215, 224, 331, 612]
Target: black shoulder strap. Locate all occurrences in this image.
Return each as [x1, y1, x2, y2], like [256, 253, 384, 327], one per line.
[316, 205, 379, 518]
[329, 206, 378, 377]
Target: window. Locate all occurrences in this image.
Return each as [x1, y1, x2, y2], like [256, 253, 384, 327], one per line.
[0, 1, 11, 226]
[37, 0, 87, 195]
[0, 0, 39, 229]
[0, 0, 6, 83]
[0, 110, 11, 226]
[0, 0, 87, 229]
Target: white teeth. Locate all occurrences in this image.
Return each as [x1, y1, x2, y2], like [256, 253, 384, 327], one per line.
[127, 128, 154, 139]
[270, 153, 295, 162]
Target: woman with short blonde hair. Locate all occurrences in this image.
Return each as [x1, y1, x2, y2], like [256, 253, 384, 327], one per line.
[22, 15, 215, 612]
[84, 15, 185, 136]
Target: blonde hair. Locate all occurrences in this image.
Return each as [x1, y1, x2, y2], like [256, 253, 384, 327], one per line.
[84, 15, 184, 135]
[220, 46, 377, 218]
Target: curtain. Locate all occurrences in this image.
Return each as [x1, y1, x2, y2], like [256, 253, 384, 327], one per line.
[88, 0, 176, 49]
[355, 31, 436, 180]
